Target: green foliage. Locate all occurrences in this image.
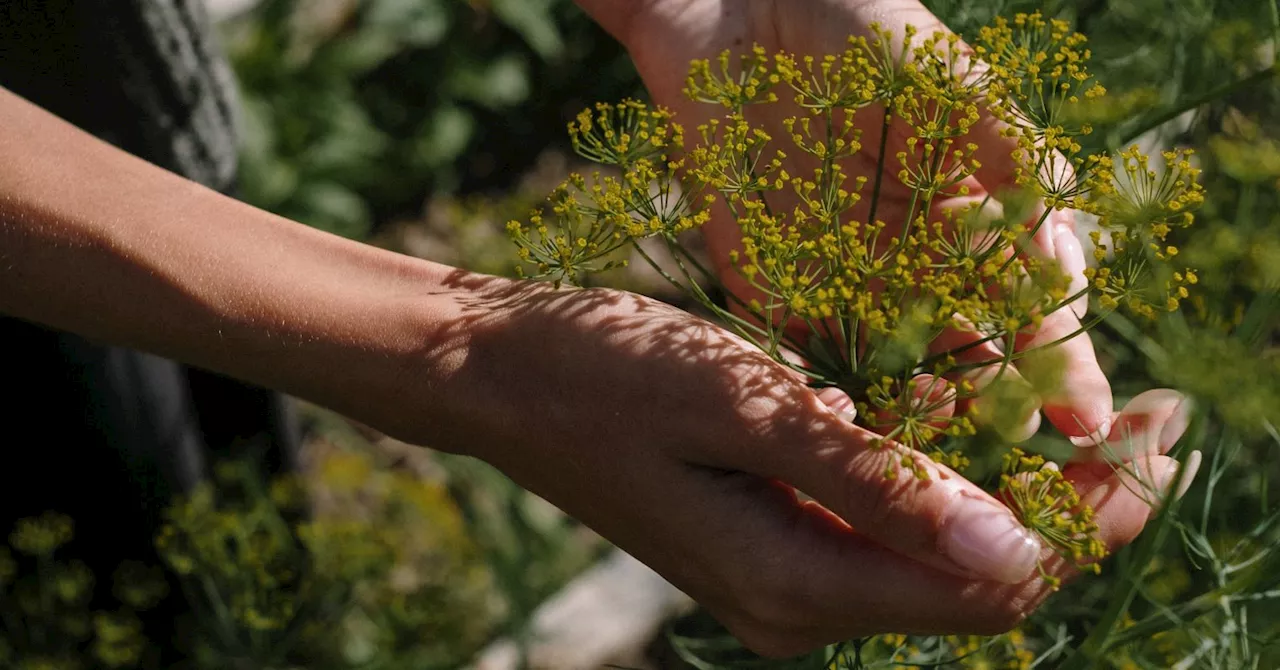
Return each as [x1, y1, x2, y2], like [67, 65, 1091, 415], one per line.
[47, 0, 1280, 667]
[0, 512, 165, 669]
[509, 15, 1205, 577]
[0, 447, 501, 669]
[156, 452, 494, 669]
[506, 3, 1280, 669]
[223, 0, 637, 239]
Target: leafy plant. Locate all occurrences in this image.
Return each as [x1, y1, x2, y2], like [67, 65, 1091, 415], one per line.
[223, 0, 636, 239]
[509, 14, 1203, 581]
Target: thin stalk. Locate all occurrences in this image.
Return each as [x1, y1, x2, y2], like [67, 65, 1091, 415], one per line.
[997, 207, 1054, 277]
[1111, 64, 1279, 149]
[633, 243, 768, 342]
[865, 107, 893, 227]
[1057, 495, 1183, 670]
[637, 243, 816, 377]
[1001, 312, 1110, 364]
[1270, 0, 1280, 59]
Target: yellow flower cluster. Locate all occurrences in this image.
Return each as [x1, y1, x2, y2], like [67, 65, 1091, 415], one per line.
[509, 14, 1203, 579]
[867, 629, 1037, 668]
[1001, 448, 1107, 584]
[0, 450, 495, 669]
[154, 451, 491, 664]
[9, 511, 74, 558]
[1086, 147, 1204, 317]
[507, 100, 712, 286]
[0, 512, 162, 670]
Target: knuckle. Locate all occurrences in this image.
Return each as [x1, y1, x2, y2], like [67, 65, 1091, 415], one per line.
[833, 448, 915, 527]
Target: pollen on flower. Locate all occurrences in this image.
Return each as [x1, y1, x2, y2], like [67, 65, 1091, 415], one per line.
[508, 15, 1205, 588]
[1000, 448, 1107, 588]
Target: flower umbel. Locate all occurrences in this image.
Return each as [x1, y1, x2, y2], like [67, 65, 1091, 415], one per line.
[509, 14, 1202, 581]
[1001, 448, 1107, 588]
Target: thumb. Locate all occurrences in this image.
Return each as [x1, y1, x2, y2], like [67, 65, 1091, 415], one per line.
[734, 391, 1042, 585]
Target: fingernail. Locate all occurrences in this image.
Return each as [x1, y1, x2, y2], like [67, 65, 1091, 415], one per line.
[939, 496, 1041, 583]
[1175, 451, 1203, 499]
[1099, 392, 1189, 461]
[1148, 451, 1203, 518]
[1002, 409, 1042, 444]
[1068, 416, 1112, 448]
[823, 393, 857, 424]
[1052, 209, 1075, 237]
[1158, 397, 1193, 451]
[1052, 226, 1088, 319]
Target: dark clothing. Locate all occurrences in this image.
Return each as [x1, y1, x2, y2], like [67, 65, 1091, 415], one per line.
[0, 0, 240, 189]
[0, 0, 298, 575]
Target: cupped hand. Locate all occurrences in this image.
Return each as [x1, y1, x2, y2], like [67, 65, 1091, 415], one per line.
[412, 273, 1194, 658]
[576, 0, 1111, 445]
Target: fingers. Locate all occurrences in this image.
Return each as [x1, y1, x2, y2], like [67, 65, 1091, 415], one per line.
[966, 96, 1106, 437]
[1038, 389, 1196, 585]
[929, 319, 1042, 442]
[569, 0, 641, 42]
[722, 389, 1042, 586]
[1014, 299, 1113, 441]
[1071, 389, 1193, 462]
[817, 386, 858, 422]
[927, 193, 1102, 443]
[649, 468, 1037, 657]
[866, 373, 957, 441]
[1049, 212, 1090, 320]
[941, 193, 1105, 443]
[688, 447, 1199, 657]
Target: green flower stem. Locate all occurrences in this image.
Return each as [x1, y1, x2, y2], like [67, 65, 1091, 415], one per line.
[914, 282, 1092, 373]
[811, 316, 849, 376]
[1110, 63, 1279, 150]
[1099, 513, 1280, 654]
[632, 242, 817, 380]
[193, 572, 244, 655]
[865, 108, 891, 228]
[813, 106, 864, 379]
[997, 207, 1054, 277]
[1004, 311, 1110, 364]
[667, 238, 779, 336]
[667, 240, 815, 367]
[1057, 492, 1183, 670]
[1099, 310, 1169, 367]
[1271, 0, 1280, 60]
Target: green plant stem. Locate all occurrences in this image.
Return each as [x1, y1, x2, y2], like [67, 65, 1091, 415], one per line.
[998, 207, 1054, 277]
[1111, 64, 1279, 149]
[1100, 540, 1280, 652]
[865, 107, 893, 228]
[631, 242, 817, 379]
[1056, 496, 1182, 669]
[1270, 0, 1280, 65]
[1099, 310, 1169, 366]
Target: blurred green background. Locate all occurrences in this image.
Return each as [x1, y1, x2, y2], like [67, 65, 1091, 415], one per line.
[224, 0, 640, 240]
[7, 0, 1280, 668]
[220, 0, 1280, 667]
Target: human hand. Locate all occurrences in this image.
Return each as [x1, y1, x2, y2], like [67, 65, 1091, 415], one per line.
[406, 273, 1194, 658]
[575, 0, 1111, 445]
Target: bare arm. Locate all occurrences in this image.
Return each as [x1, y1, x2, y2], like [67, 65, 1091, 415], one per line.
[0, 77, 1191, 656]
[0, 86, 470, 444]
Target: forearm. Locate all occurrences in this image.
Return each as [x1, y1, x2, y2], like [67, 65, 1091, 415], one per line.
[0, 86, 475, 447]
